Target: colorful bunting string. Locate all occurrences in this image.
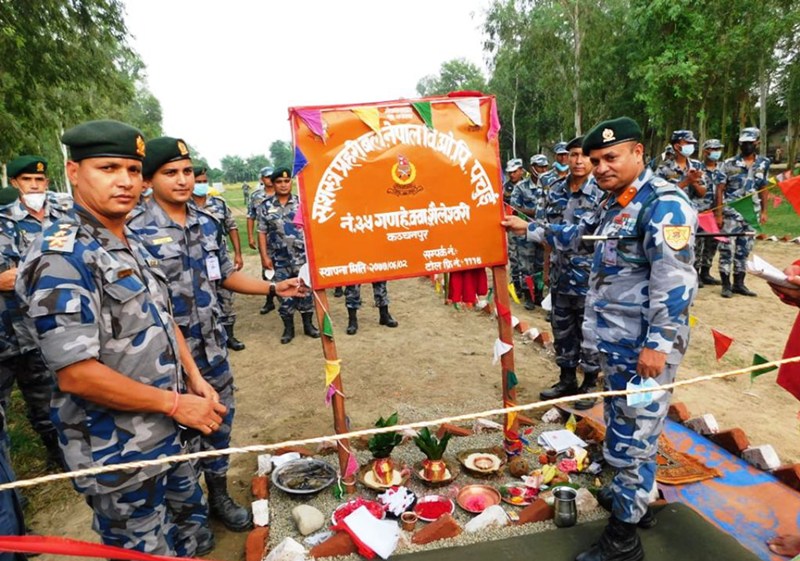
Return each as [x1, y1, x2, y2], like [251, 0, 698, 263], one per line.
[778, 174, 800, 217]
[411, 101, 433, 129]
[352, 107, 381, 133]
[506, 370, 519, 391]
[322, 312, 334, 338]
[711, 328, 734, 361]
[751, 353, 778, 382]
[292, 145, 308, 177]
[454, 98, 482, 126]
[324, 359, 341, 386]
[696, 210, 729, 243]
[295, 109, 325, 139]
[728, 196, 760, 230]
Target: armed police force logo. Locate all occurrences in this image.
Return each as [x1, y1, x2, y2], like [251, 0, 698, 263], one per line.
[387, 154, 423, 196]
[36, 162, 44, 172]
[602, 128, 616, 143]
[177, 140, 189, 156]
[136, 135, 146, 157]
[663, 225, 691, 251]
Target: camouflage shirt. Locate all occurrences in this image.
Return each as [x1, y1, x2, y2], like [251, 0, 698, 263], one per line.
[247, 186, 267, 220]
[15, 204, 184, 495]
[257, 194, 307, 269]
[721, 154, 771, 219]
[128, 200, 234, 377]
[655, 157, 707, 209]
[509, 177, 542, 215]
[0, 193, 74, 253]
[539, 169, 567, 191]
[189, 195, 237, 236]
[697, 161, 727, 212]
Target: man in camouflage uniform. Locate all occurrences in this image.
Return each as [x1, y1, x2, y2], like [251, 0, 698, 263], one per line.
[505, 117, 697, 561]
[536, 136, 603, 409]
[129, 139, 305, 532]
[529, 154, 550, 185]
[257, 167, 320, 343]
[503, 158, 535, 307]
[0, 155, 74, 470]
[242, 183, 251, 207]
[248, 166, 276, 314]
[343, 282, 398, 335]
[0, 401, 26, 561]
[718, 127, 770, 298]
[509, 158, 544, 309]
[538, 141, 570, 191]
[15, 120, 227, 556]
[696, 139, 726, 286]
[190, 166, 246, 351]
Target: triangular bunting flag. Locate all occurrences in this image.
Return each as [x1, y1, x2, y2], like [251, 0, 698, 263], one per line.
[524, 275, 535, 302]
[454, 98, 482, 126]
[696, 211, 729, 243]
[689, 315, 698, 328]
[295, 109, 325, 138]
[292, 145, 308, 177]
[493, 338, 513, 365]
[411, 101, 433, 129]
[352, 107, 381, 133]
[778, 312, 800, 401]
[751, 353, 777, 382]
[506, 409, 518, 431]
[779, 174, 800, 217]
[507, 370, 519, 391]
[322, 313, 334, 338]
[324, 359, 341, 386]
[345, 451, 359, 478]
[325, 384, 336, 406]
[729, 195, 761, 230]
[711, 328, 734, 360]
[292, 204, 304, 229]
[495, 299, 512, 324]
[566, 414, 577, 433]
[508, 283, 521, 304]
[488, 99, 501, 141]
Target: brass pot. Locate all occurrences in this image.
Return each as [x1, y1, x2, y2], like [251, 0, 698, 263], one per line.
[372, 457, 395, 485]
[422, 459, 447, 482]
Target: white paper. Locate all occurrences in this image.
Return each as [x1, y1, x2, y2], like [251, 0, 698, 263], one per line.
[263, 268, 275, 281]
[746, 254, 795, 288]
[252, 499, 270, 526]
[492, 338, 514, 365]
[272, 452, 301, 468]
[298, 263, 311, 288]
[537, 429, 587, 453]
[541, 292, 552, 311]
[511, 315, 520, 328]
[343, 506, 400, 560]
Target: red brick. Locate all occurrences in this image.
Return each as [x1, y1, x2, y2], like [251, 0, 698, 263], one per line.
[668, 402, 691, 423]
[517, 498, 554, 525]
[274, 445, 315, 457]
[245, 527, 269, 561]
[251, 475, 269, 499]
[709, 428, 750, 456]
[515, 320, 530, 333]
[436, 423, 473, 438]
[412, 514, 462, 544]
[774, 464, 800, 492]
[310, 532, 358, 558]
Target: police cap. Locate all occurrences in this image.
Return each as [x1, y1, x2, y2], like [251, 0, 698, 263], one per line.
[670, 130, 697, 144]
[271, 167, 292, 181]
[738, 127, 760, 142]
[61, 120, 146, 162]
[553, 142, 569, 154]
[142, 137, 192, 178]
[530, 154, 549, 167]
[582, 117, 642, 154]
[505, 158, 524, 172]
[702, 139, 724, 150]
[260, 166, 274, 177]
[7, 155, 47, 178]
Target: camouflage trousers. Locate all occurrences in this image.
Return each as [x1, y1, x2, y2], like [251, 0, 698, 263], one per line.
[275, 265, 313, 318]
[717, 215, 754, 275]
[509, 236, 544, 290]
[344, 282, 389, 309]
[601, 353, 676, 524]
[216, 286, 236, 326]
[550, 293, 600, 373]
[695, 235, 718, 271]
[195, 361, 235, 476]
[86, 460, 208, 557]
[0, 349, 56, 438]
[0, 435, 25, 561]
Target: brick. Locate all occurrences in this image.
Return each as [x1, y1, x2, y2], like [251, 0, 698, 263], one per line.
[436, 423, 473, 438]
[412, 514, 462, 544]
[251, 475, 269, 499]
[517, 499, 554, 525]
[709, 428, 750, 455]
[245, 527, 269, 561]
[685, 414, 719, 435]
[274, 445, 315, 457]
[310, 532, 358, 558]
[517, 414, 536, 427]
[668, 402, 691, 423]
[742, 445, 781, 471]
[774, 464, 800, 492]
[515, 320, 530, 333]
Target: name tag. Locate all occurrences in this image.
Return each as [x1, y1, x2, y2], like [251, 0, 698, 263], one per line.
[150, 236, 173, 246]
[602, 240, 617, 266]
[206, 256, 222, 281]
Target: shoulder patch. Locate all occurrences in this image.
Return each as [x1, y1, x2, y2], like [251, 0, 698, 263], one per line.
[652, 176, 690, 203]
[663, 225, 691, 251]
[42, 222, 78, 253]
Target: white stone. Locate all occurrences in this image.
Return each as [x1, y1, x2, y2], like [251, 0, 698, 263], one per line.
[541, 407, 563, 424]
[257, 454, 273, 476]
[292, 504, 325, 536]
[473, 418, 503, 433]
[575, 488, 599, 514]
[264, 537, 306, 561]
[685, 414, 719, 435]
[252, 499, 269, 527]
[464, 505, 508, 533]
[742, 445, 781, 471]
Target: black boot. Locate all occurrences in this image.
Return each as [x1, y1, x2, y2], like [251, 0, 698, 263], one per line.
[540, 367, 579, 400]
[224, 324, 245, 351]
[205, 473, 253, 532]
[700, 266, 720, 285]
[596, 487, 657, 529]
[732, 272, 757, 296]
[346, 308, 358, 335]
[301, 312, 321, 338]
[574, 371, 600, 411]
[280, 315, 295, 344]
[40, 429, 65, 471]
[260, 294, 275, 314]
[575, 516, 644, 561]
[523, 289, 536, 311]
[378, 305, 398, 327]
[194, 526, 216, 556]
[720, 274, 733, 298]
[333, 287, 343, 298]
[696, 270, 704, 289]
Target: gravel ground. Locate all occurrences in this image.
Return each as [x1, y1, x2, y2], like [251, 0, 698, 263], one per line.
[266, 405, 611, 560]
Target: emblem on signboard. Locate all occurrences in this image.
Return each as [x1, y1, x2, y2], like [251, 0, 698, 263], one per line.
[388, 155, 423, 196]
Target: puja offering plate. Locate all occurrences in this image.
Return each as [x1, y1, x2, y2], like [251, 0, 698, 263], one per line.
[377, 486, 417, 518]
[358, 462, 410, 491]
[457, 447, 507, 477]
[331, 498, 386, 525]
[271, 458, 337, 495]
[456, 485, 502, 514]
[413, 495, 455, 522]
[499, 483, 539, 506]
[411, 459, 460, 487]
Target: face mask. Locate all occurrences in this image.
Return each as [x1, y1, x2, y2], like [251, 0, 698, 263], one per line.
[680, 144, 695, 157]
[708, 151, 722, 161]
[22, 193, 46, 212]
[740, 143, 757, 156]
[555, 162, 569, 172]
[142, 188, 153, 197]
[193, 182, 209, 197]
[626, 376, 667, 408]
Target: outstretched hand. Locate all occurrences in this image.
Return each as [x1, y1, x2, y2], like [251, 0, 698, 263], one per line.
[277, 278, 310, 298]
[501, 215, 529, 236]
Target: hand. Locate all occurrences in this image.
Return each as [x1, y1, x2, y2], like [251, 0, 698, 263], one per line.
[185, 373, 219, 403]
[769, 264, 800, 305]
[687, 168, 703, 185]
[248, 238, 257, 250]
[262, 257, 273, 270]
[760, 212, 768, 225]
[276, 277, 310, 298]
[636, 347, 668, 379]
[0, 267, 17, 292]
[501, 215, 528, 236]
[172, 394, 227, 435]
[234, 254, 244, 271]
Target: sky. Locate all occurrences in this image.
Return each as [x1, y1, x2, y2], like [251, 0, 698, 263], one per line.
[124, 1, 490, 168]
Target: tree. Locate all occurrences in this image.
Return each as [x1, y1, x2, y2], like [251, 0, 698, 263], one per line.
[269, 140, 293, 170]
[416, 58, 488, 97]
[220, 155, 249, 183]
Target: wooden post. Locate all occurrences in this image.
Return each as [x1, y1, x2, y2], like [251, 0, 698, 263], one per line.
[313, 288, 356, 493]
[491, 266, 520, 455]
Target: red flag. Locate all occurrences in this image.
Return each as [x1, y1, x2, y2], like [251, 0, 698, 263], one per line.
[772, 194, 784, 209]
[711, 328, 734, 360]
[779, 174, 800, 217]
[777, 311, 800, 401]
[697, 211, 729, 243]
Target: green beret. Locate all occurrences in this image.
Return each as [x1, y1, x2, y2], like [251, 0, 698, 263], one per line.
[62, 120, 146, 162]
[142, 137, 192, 178]
[582, 117, 642, 154]
[192, 165, 207, 177]
[7, 155, 47, 178]
[271, 167, 291, 181]
[0, 187, 20, 206]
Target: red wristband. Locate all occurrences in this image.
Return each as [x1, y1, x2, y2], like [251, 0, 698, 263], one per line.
[167, 391, 180, 417]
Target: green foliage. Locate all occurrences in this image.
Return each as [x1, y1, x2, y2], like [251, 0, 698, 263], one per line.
[367, 412, 402, 459]
[413, 427, 452, 460]
[220, 154, 272, 183]
[416, 58, 487, 97]
[269, 140, 293, 170]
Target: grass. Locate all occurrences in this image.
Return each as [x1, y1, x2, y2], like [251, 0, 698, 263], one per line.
[762, 195, 800, 237]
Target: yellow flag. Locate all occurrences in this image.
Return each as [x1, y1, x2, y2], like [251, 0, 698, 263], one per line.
[435, 280, 442, 293]
[506, 410, 518, 431]
[566, 413, 577, 433]
[352, 107, 381, 133]
[324, 359, 341, 386]
[689, 315, 698, 328]
[508, 283, 521, 304]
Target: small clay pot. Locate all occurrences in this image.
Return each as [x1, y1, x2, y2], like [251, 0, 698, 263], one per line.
[508, 456, 530, 477]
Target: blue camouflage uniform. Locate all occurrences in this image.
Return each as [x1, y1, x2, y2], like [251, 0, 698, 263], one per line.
[509, 177, 545, 299]
[128, 200, 236, 477]
[257, 194, 313, 317]
[503, 177, 533, 294]
[718, 154, 770, 275]
[542, 168, 697, 524]
[696, 161, 727, 270]
[345, 282, 389, 309]
[538, 168, 567, 192]
[15, 204, 208, 556]
[247, 186, 267, 223]
[0, 403, 25, 561]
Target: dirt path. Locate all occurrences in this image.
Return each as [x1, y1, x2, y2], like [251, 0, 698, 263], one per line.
[27, 240, 800, 559]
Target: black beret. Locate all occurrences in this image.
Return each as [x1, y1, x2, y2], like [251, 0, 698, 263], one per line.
[565, 136, 584, 151]
[0, 187, 20, 206]
[62, 120, 146, 162]
[271, 167, 291, 181]
[192, 165, 207, 177]
[7, 155, 47, 178]
[582, 117, 642, 154]
[142, 137, 192, 178]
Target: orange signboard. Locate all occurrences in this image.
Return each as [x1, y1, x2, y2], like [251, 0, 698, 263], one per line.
[290, 95, 507, 289]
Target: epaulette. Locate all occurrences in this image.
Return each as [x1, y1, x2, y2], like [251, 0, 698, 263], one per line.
[49, 192, 74, 210]
[195, 205, 221, 225]
[42, 221, 79, 253]
[126, 204, 146, 221]
[651, 176, 691, 203]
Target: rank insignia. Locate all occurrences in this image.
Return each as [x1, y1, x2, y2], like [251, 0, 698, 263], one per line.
[602, 128, 616, 143]
[136, 135, 146, 157]
[663, 225, 691, 250]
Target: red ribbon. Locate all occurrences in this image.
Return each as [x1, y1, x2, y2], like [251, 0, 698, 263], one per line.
[494, 299, 512, 325]
[0, 536, 215, 561]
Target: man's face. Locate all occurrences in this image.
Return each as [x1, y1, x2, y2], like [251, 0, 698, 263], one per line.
[273, 176, 292, 195]
[556, 153, 569, 166]
[533, 164, 548, 177]
[148, 159, 194, 205]
[11, 173, 48, 195]
[68, 158, 143, 219]
[588, 141, 644, 194]
[195, 172, 208, 184]
[509, 168, 524, 182]
[261, 176, 273, 189]
[568, 147, 593, 180]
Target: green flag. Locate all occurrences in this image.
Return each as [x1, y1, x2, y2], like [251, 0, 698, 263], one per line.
[729, 195, 761, 230]
[322, 312, 334, 338]
[750, 353, 777, 382]
[507, 370, 519, 391]
[411, 101, 433, 129]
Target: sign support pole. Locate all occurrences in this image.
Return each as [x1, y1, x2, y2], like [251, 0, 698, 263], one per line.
[491, 265, 521, 455]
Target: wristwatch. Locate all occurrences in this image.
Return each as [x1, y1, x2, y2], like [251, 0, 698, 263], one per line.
[269, 282, 277, 297]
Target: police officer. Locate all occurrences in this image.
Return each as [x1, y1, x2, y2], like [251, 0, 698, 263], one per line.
[539, 141, 570, 190]
[529, 154, 550, 185]
[536, 136, 603, 408]
[343, 282, 398, 335]
[129, 138, 306, 532]
[509, 159, 544, 309]
[248, 166, 276, 314]
[257, 167, 320, 344]
[696, 139, 726, 286]
[190, 166, 246, 351]
[718, 127, 770, 298]
[0, 155, 73, 470]
[504, 117, 697, 561]
[503, 158, 537, 307]
[242, 182, 251, 207]
[0, 402, 26, 561]
[16, 120, 227, 556]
